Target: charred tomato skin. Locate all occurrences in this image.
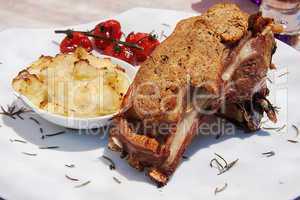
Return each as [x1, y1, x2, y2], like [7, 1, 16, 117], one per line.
[103, 43, 135, 64]
[60, 32, 93, 53]
[93, 19, 123, 50]
[126, 32, 160, 62]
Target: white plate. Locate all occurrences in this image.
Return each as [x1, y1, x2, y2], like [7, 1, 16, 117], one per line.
[0, 8, 300, 200]
[13, 54, 137, 130]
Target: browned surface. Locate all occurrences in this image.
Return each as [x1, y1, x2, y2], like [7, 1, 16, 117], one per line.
[127, 3, 249, 123]
[109, 3, 277, 187]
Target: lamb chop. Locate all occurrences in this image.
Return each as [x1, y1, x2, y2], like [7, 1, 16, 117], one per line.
[108, 3, 280, 186]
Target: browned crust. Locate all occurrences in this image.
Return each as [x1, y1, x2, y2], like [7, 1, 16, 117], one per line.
[108, 3, 276, 187]
[123, 3, 249, 123]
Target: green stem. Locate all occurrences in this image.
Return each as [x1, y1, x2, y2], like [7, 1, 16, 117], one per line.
[54, 29, 143, 50]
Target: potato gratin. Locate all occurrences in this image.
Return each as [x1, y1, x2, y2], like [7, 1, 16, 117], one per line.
[12, 47, 130, 118]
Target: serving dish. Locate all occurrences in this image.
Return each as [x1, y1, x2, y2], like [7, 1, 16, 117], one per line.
[12, 53, 137, 129]
[0, 8, 299, 200]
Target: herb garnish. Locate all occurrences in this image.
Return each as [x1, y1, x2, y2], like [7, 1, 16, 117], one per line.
[210, 153, 239, 175]
[113, 177, 121, 184]
[262, 127, 280, 130]
[278, 72, 289, 78]
[210, 158, 224, 172]
[276, 125, 286, 132]
[287, 140, 299, 143]
[65, 175, 79, 181]
[262, 124, 286, 132]
[65, 164, 75, 168]
[214, 183, 228, 195]
[41, 131, 66, 139]
[10, 139, 27, 144]
[22, 152, 37, 156]
[262, 151, 275, 157]
[267, 77, 273, 84]
[39, 146, 60, 149]
[101, 155, 116, 170]
[17, 114, 24, 120]
[292, 124, 299, 137]
[29, 117, 40, 125]
[0, 104, 30, 119]
[74, 180, 91, 188]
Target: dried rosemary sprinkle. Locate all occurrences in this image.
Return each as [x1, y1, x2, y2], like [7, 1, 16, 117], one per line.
[39, 146, 60, 149]
[210, 153, 239, 175]
[65, 175, 79, 181]
[16, 114, 24, 120]
[262, 124, 286, 132]
[101, 155, 116, 170]
[22, 152, 37, 156]
[214, 153, 228, 166]
[267, 77, 273, 84]
[74, 180, 91, 188]
[113, 177, 121, 184]
[276, 125, 286, 132]
[287, 139, 299, 143]
[55, 30, 143, 50]
[278, 72, 289, 78]
[262, 151, 275, 157]
[42, 131, 66, 139]
[182, 155, 189, 160]
[292, 125, 299, 137]
[10, 139, 27, 144]
[65, 164, 75, 168]
[0, 104, 30, 119]
[262, 126, 281, 130]
[29, 117, 40, 125]
[218, 159, 239, 175]
[210, 158, 224, 172]
[214, 183, 228, 195]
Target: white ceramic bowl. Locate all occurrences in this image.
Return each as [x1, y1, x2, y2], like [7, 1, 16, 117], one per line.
[13, 53, 137, 129]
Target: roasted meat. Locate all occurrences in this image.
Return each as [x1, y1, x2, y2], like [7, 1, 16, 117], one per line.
[108, 4, 279, 186]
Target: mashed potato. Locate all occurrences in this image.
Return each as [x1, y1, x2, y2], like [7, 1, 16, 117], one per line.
[12, 47, 130, 118]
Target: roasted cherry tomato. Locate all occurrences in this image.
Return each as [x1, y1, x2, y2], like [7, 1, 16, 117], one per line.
[103, 43, 135, 64]
[93, 19, 123, 50]
[60, 32, 93, 53]
[126, 32, 160, 62]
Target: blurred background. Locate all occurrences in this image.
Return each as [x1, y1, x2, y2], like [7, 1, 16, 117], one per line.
[0, 0, 299, 50]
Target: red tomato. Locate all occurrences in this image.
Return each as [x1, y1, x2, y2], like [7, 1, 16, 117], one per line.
[60, 32, 92, 53]
[126, 32, 148, 43]
[93, 19, 123, 50]
[125, 32, 160, 62]
[103, 43, 135, 64]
